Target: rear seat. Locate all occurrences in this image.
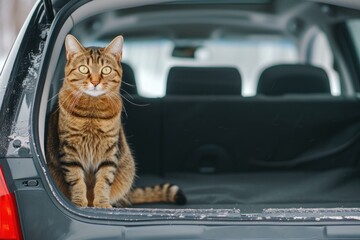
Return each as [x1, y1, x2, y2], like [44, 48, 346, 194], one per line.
[166, 66, 242, 95]
[124, 66, 242, 173]
[123, 65, 360, 175]
[257, 64, 331, 95]
[122, 96, 162, 174]
[162, 96, 360, 172]
[120, 63, 162, 174]
[121, 62, 138, 95]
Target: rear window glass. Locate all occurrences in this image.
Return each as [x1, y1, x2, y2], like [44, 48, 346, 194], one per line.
[77, 13, 340, 98]
[117, 36, 340, 97]
[120, 37, 298, 97]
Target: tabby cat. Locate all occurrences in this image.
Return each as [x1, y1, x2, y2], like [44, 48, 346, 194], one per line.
[46, 35, 186, 208]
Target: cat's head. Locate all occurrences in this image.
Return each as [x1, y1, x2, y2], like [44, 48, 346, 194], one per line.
[64, 35, 123, 97]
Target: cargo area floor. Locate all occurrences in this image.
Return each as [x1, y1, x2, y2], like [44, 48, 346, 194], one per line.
[134, 168, 360, 213]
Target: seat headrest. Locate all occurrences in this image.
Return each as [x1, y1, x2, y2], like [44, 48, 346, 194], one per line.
[257, 64, 331, 96]
[121, 62, 137, 95]
[166, 67, 242, 95]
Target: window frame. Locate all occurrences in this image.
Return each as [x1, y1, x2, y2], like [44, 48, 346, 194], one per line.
[334, 21, 360, 92]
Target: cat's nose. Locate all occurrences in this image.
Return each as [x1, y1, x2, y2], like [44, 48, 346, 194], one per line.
[91, 81, 100, 87]
[91, 76, 100, 87]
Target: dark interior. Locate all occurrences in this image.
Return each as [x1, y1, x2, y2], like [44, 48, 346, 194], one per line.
[124, 94, 360, 211]
[45, 0, 360, 213]
[47, 62, 360, 212]
[116, 62, 360, 211]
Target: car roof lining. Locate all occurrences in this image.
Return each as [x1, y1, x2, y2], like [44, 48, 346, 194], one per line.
[311, 0, 360, 10]
[48, 0, 360, 14]
[70, 1, 358, 45]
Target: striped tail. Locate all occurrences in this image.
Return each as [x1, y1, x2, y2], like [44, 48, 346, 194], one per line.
[128, 183, 187, 205]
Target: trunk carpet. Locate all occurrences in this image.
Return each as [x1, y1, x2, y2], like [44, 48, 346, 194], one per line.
[133, 168, 360, 213]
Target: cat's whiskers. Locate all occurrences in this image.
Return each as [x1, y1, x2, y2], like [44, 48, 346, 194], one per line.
[120, 90, 150, 107]
[107, 91, 128, 118]
[107, 91, 121, 101]
[122, 103, 128, 119]
[104, 94, 115, 115]
[120, 88, 134, 99]
[120, 93, 149, 107]
[106, 92, 123, 117]
[47, 78, 66, 102]
[121, 81, 135, 87]
[54, 88, 79, 115]
[64, 90, 83, 124]
[66, 92, 84, 126]
[69, 91, 83, 114]
[48, 92, 61, 103]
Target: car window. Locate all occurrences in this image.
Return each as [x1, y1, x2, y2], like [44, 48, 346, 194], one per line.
[119, 35, 340, 97]
[348, 19, 360, 63]
[76, 12, 341, 98]
[308, 30, 340, 96]
[119, 37, 298, 97]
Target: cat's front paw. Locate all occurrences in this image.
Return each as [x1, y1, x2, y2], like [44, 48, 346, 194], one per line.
[93, 199, 112, 208]
[94, 203, 112, 208]
[72, 198, 88, 207]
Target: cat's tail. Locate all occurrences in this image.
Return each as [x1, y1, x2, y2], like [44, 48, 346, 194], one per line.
[128, 183, 187, 205]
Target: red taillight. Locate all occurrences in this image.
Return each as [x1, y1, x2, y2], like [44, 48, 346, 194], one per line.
[0, 166, 23, 240]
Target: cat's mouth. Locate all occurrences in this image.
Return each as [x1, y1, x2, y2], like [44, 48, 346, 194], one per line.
[83, 85, 106, 97]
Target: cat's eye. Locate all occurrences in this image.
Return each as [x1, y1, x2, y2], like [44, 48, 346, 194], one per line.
[101, 66, 112, 75]
[79, 65, 89, 74]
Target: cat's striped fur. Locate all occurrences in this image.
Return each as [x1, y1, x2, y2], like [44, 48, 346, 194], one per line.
[46, 35, 186, 208]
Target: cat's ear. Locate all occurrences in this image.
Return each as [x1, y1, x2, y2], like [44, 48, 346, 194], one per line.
[65, 34, 85, 60]
[104, 36, 123, 62]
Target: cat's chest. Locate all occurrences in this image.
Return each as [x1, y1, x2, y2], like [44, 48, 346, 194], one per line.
[61, 117, 120, 146]
[79, 120, 114, 135]
[61, 119, 120, 167]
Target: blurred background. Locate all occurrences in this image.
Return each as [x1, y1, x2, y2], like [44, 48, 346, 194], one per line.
[0, 0, 36, 69]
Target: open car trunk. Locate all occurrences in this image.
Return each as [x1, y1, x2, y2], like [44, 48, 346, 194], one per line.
[39, 0, 360, 225]
[124, 96, 360, 213]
